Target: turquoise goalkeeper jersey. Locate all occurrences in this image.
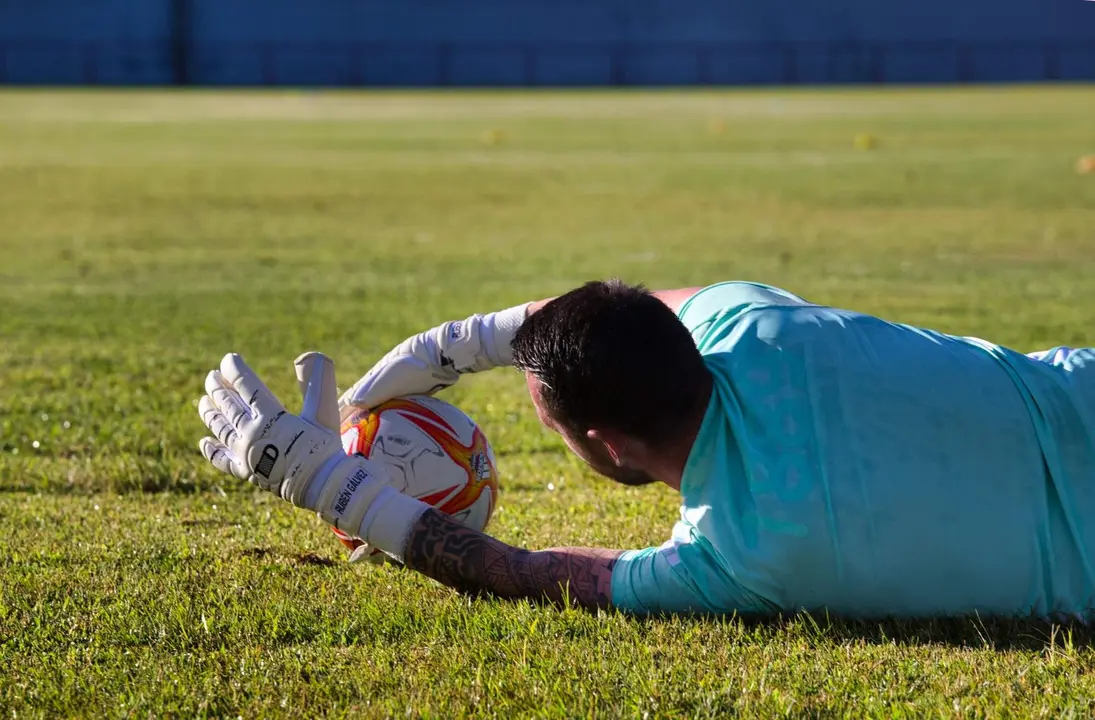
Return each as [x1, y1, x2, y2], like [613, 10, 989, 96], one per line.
[610, 281, 1095, 618]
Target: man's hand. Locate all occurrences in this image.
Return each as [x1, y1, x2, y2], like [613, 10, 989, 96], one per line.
[197, 353, 343, 505]
[339, 303, 530, 410]
[197, 353, 427, 558]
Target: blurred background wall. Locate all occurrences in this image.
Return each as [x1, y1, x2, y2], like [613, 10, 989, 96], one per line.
[1, 0, 1093, 86]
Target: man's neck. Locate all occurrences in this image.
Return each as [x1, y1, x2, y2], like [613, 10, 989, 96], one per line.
[653, 373, 713, 493]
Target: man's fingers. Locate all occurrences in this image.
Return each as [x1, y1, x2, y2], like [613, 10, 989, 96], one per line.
[198, 394, 242, 451]
[338, 370, 379, 410]
[199, 437, 250, 481]
[220, 353, 284, 418]
[295, 351, 341, 433]
[204, 370, 252, 429]
[339, 354, 449, 410]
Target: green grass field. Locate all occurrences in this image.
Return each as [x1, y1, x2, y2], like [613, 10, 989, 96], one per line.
[2, 86, 1095, 718]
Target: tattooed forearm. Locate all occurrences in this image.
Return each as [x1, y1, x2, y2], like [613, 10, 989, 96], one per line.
[402, 509, 622, 610]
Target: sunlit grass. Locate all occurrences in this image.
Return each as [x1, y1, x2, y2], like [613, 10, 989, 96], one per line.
[2, 87, 1095, 717]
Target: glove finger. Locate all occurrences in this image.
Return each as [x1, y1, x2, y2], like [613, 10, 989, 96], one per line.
[339, 354, 453, 410]
[198, 395, 241, 450]
[199, 436, 250, 481]
[205, 370, 252, 429]
[220, 353, 285, 418]
[337, 359, 388, 409]
[295, 352, 340, 432]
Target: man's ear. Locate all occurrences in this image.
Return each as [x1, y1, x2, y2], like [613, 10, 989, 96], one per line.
[587, 428, 629, 466]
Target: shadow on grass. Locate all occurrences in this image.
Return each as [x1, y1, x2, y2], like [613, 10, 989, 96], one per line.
[0, 479, 205, 495]
[241, 547, 339, 567]
[227, 551, 1094, 652]
[733, 612, 1094, 652]
[361, 563, 1095, 652]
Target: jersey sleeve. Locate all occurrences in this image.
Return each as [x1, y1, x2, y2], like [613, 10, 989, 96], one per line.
[610, 522, 774, 616]
[676, 281, 811, 349]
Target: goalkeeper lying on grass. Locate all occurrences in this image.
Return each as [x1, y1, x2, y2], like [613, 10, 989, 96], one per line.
[197, 280, 1095, 619]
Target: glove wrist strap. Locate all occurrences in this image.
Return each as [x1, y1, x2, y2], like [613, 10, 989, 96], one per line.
[301, 451, 349, 509]
[308, 455, 430, 562]
[440, 302, 531, 373]
[360, 489, 430, 562]
[312, 455, 388, 532]
[480, 302, 531, 367]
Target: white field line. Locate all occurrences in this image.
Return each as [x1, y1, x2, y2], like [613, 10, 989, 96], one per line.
[0, 147, 1057, 169]
[0, 89, 1088, 123]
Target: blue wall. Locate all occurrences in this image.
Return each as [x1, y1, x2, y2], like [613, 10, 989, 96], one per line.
[1, 0, 1093, 85]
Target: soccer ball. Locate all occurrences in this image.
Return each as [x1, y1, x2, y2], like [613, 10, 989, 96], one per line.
[330, 395, 500, 561]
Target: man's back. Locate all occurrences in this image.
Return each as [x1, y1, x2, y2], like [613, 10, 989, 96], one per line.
[612, 282, 1095, 618]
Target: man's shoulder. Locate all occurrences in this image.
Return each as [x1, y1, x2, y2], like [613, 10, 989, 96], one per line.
[677, 281, 812, 350]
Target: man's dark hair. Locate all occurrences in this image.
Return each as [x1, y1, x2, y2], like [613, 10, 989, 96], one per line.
[511, 280, 710, 450]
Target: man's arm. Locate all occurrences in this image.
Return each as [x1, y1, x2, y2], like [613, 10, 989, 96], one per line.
[340, 285, 704, 411]
[402, 508, 623, 610]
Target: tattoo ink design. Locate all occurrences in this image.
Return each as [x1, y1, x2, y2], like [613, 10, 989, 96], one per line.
[403, 509, 621, 610]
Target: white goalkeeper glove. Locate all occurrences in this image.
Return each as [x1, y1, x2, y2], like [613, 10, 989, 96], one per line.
[197, 352, 428, 560]
[296, 351, 387, 565]
[339, 303, 530, 410]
